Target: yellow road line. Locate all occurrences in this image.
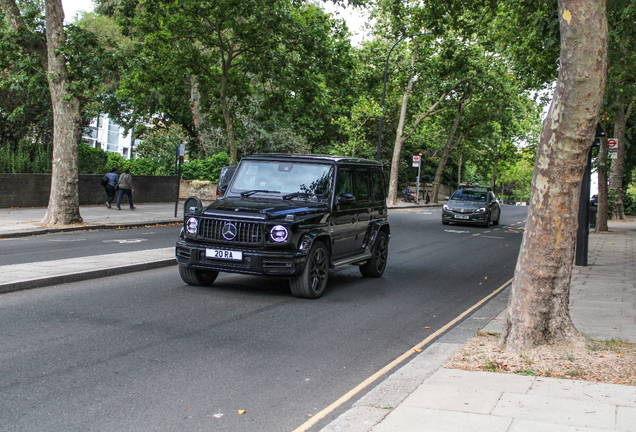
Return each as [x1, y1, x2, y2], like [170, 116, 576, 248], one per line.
[292, 278, 514, 432]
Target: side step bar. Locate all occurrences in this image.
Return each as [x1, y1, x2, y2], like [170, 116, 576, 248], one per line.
[332, 252, 372, 268]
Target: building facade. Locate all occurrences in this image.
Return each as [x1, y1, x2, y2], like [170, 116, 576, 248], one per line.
[82, 115, 141, 160]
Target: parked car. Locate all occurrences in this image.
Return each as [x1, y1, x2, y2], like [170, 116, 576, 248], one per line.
[442, 187, 501, 227]
[216, 165, 237, 198]
[176, 154, 390, 299]
[590, 194, 599, 206]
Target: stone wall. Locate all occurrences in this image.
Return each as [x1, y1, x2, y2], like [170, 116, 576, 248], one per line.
[178, 180, 218, 203]
[0, 173, 179, 208]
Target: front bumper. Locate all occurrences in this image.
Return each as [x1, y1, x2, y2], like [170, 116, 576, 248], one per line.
[175, 239, 308, 277]
[442, 210, 488, 224]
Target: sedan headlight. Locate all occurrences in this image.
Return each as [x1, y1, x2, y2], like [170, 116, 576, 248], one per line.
[475, 207, 487, 213]
[270, 225, 289, 243]
[185, 217, 198, 235]
[443, 204, 449, 210]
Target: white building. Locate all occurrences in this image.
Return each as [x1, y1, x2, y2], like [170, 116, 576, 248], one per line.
[82, 115, 140, 160]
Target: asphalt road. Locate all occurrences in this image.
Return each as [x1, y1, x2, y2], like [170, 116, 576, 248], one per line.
[0, 206, 528, 432]
[0, 225, 182, 266]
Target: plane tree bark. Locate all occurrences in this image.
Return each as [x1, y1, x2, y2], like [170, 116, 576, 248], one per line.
[1, 0, 83, 225]
[608, 99, 633, 220]
[500, 0, 608, 352]
[596, 136, 609, 232]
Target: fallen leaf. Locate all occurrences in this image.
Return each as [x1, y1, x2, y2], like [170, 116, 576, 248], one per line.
[308, 414, 313, 417]
[425, 326, 430, 329]
[414, 348, 423, 352]
[484, 277, 488, 280]
[238, 410, 246, 415]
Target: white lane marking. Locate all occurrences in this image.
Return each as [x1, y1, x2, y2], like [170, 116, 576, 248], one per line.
[445, 229, 470, 234]
[102, 239, 148, 244]
[48, 239, 87, 242]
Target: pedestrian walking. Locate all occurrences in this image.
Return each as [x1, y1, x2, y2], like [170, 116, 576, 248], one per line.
[425, 191, 430, 204]
[116, 168, 136, 210]
[103, 168, 118, 209]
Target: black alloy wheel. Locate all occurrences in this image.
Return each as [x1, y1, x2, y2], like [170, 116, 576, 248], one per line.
[360, 231, 388, 277]
[290, 241, 329, 299]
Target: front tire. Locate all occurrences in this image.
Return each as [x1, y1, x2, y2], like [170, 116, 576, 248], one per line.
[483, 212, 491, 227]
[360, 231, 388, 277]
[493, 211, 500, 225]
[179, 264, 218, 286]
[290, 241, 329, 299]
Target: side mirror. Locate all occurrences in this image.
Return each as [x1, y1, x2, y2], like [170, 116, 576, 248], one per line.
[444, 196, 450, 200]
[338, 193, 356, 205]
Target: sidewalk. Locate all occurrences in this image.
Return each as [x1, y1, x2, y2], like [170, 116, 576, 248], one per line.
[322, 218, 636, 432]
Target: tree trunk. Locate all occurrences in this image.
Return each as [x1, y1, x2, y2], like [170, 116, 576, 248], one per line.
[490, 151, 501, 189]
[40, 0, 83, 225]
[432, 103, 464, 203]
[609, 100, 629, 220]
[500, 0, 608, 352]
[387, 43, 419, 206]
[596, 136, 609, 232]
[457, 150, 463, 186]
[220, 72, 237, 165]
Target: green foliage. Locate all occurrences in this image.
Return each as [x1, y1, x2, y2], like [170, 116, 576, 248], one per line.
[181, 152, 230, 182]
[332, 96, 381, 158]
[0, 141, 51, 173]
[136, 124, 188, 172]
[78, 143, 109, 174]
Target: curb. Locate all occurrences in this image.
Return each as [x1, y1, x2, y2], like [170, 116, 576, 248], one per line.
[0, 258, 177, 295]
[0, 220, 181, 239]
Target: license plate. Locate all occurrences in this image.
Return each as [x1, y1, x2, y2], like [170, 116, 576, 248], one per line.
[454, 214, 470, 220]
[206, 249, 243, 261]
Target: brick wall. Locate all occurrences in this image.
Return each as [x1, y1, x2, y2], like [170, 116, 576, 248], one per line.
[0, 173, 179, 208]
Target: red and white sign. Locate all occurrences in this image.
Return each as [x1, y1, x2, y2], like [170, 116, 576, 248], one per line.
[419, 152, 423, 156]
[608, 138, 618, 150]
[413, 156, 420, 162]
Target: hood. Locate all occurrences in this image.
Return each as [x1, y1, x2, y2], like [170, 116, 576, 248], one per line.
[447, 200, 487, 211]
[201, 197, 329, 220]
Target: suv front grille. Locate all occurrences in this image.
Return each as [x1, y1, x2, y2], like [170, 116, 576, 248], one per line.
[198, 219, 263, 244]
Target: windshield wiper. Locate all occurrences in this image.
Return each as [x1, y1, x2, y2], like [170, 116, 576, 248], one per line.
[240, 189, 280, 197]
[283, 192, 318, 200]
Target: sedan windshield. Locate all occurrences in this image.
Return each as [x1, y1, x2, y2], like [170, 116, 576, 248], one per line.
[229, 161, 333, 201]
[450, 190, 487, 202]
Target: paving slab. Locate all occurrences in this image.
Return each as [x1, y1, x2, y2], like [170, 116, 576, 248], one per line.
[371, 407, 512, 432]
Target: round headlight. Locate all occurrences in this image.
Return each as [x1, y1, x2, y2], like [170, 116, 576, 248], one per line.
[186, 217, 198, 235]
[270, 225, 289, 243]
[443, 204, 449, 210]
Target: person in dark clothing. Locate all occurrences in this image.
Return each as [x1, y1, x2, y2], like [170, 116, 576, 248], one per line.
[104, 168, 118, 209]
[425, 191, 430, 204]
[116, 168, 136, 210]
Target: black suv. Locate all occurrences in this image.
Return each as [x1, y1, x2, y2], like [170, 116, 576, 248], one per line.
[176, 154, 390, 299]
[442, 185, 501, 227]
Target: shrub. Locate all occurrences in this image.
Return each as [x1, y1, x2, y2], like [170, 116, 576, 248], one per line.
[79, 143, 109, 174]
[181, 152, 230, 182]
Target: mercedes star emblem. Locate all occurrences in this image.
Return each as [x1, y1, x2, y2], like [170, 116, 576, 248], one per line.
[222, 222, 238, 241]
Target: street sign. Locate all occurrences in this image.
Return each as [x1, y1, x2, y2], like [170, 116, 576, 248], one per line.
[412, 156, 420, 167]
[419, 152, 423, 156]
[178, 144, 186, 156]
[608, 138, 618, 151]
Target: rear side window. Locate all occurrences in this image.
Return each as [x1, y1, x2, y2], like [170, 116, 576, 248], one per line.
[354, 169, 370, 202]
[335, 169, 353, 195]
[371, 169, 385, 202]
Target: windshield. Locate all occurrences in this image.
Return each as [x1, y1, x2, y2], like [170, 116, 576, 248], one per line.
[228, 160, 333, 201]
[451, 190, 487, 202]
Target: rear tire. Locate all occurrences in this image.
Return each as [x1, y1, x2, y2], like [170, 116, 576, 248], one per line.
[179, 264, 218, 286]
[290, 241, 329, 299]
[360, 231, 388, 277]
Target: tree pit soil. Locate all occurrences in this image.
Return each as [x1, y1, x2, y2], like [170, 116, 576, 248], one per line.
[444, 332, 636, 385]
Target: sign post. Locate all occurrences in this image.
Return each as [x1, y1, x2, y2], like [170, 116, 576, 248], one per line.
[413, 155, 421, 202]
[174, 143, 186, 217]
